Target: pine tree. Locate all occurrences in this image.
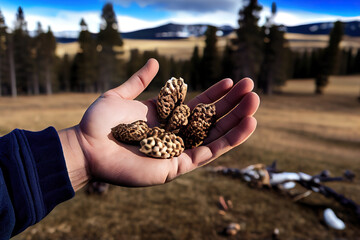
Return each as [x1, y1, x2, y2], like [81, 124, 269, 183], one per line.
[126, 49, 143, 80]
[0, 9, 9, 96]
[338, 49, 349, 75]
[97, 3, 123, 92]
[70, 53, 81, 91]
[200, 25, 220, 89]
[310, 49, 321, 78]
[221, 43, 235, 80]
[315, 21, 343, 94]
[155, 54, 171, 89]
[98, 3, 123, 47]
[346, 48, 355, 74]
[13, 7, 32, 94]
[189, 46, 201, 90]
[354, 48, 360, 74]
[58, 53, 71, 92]
[142, 50, 169, 90]
[232, 0, 263, 85]
[301, 51, 311, 78]
[292, 52, 301, 78]
[180, 59, 191, 85]
[42, 27, 56, 94]
[32, 22, 44, 95]
[78, 18, 98, 92]
[258, 2, 289, 94]
[170, 56, 183, 78]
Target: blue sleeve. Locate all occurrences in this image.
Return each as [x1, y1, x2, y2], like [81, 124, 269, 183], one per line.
[0, 127, 75, 238]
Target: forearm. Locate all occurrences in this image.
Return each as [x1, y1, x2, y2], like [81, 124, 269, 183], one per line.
[58, 126, 90, 192]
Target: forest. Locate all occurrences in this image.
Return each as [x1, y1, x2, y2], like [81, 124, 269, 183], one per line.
[0, 0, 360, 97]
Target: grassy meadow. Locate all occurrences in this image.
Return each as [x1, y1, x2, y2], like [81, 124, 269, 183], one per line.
[55, 33, 360, 61]
[2, 75, 360, 239]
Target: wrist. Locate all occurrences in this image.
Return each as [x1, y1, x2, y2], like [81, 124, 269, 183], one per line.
[58, 126, 90, 191]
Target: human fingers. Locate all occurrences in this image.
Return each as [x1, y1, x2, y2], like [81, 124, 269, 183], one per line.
[213, 78, 254, 119]
[187, 78, 233, 109]
[204, 92, 260, 144]
[108, 58, 159, 99]
[191, 116, 257, 167]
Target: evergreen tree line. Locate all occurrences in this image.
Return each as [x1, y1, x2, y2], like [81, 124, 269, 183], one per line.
[0, 8, 56, 96]
[194, 0, 293, 95]
[292, 48, 360, 78]
[185, 1, 295, 94]
[0, 4, 194, 96]
[191, 1, 352, 95]
[0, 4, 127, 96]
[0, 1, 357, 96]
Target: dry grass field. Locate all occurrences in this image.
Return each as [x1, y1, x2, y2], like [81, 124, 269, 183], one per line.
[56, 36, 212, 61]
[56, 33, 360, 60]
[2, 75, 360, 239]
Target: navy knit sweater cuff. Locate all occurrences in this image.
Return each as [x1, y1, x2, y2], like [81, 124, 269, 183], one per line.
[23, 127, 75, 215]
[8, 127, 75, 236]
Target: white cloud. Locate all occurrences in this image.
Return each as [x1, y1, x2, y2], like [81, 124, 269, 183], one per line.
[117, 16, 168, 32]
[161, 9, 239, 27]
[2, 5, 360, 34]
[110, 0, 240, 13]
[2, 6, 240, 33]
[28, 11, 102, 32]
[2, 7, 101, 33]
[269, 8, 360, 26]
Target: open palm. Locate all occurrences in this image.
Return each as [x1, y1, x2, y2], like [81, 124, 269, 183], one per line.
[73, 59, 259, 188]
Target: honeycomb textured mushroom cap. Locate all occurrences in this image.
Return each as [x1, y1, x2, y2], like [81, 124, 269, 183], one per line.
[165, 104, 191, 134]
[140, 130, 185, 159]
[111, 120, 149, 144]
[191, 103, 216, 122]
[183, 103, 216, 149]
[147, 127, 166, 138]
[157, 77, 188, 120]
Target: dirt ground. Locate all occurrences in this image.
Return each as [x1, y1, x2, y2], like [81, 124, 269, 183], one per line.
[2, 75, 359, 239]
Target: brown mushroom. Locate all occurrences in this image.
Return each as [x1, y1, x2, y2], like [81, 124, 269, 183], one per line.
[147, 126, 166, 138]
[157, 77, 188, 121]
[140, 129, 185, 159]
[182, 103, 216, 148]
[165, 104, 191, 134]
[111, 120, 149, 144]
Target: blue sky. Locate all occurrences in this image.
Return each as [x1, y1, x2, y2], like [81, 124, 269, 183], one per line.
[260, 0, 360, 17]
[1, 0, 359, 33]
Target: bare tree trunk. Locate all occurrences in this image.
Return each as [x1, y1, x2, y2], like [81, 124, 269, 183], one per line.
[264, 65, 274, 95]
[33, 71, 39, 95]
[27, 75, 32, 95]
[63, 54, 71, 92]
[0, 51, 2, 97]
[45, 64, 52, 95]
[8, 36, 17, 97]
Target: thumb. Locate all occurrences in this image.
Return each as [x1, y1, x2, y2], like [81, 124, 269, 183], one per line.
[111, 58, 159, 99]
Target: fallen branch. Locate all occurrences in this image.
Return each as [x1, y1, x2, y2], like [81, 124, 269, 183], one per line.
[209, 161, 360, 219]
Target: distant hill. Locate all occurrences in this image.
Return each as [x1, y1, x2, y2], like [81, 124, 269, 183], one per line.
[121, 23, 233, 39]
[285, 21, 360, 36]
[55, 21, 360, 43]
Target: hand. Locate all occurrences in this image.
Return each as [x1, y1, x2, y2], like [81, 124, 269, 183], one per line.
[59, 59, 260, 191]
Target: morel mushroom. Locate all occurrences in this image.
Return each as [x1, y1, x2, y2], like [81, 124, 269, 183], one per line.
[147, 126, 166, 138]
[111, 120, 149, 144]
[165, 104, 190, 134]
[157, 77, 188, 120]
[183, 103, 216, 148]
[140, 130, 185, 159]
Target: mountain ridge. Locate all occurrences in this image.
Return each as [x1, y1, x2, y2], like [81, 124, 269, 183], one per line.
[54, 20, 360, 43]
